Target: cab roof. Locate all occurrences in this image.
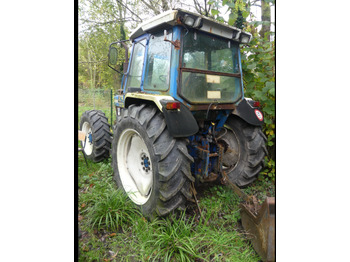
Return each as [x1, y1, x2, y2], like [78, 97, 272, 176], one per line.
[130, 9, 252, 44]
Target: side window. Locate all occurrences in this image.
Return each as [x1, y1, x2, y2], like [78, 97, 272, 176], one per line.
[126, 39, 146, 88]
[144, 31, 172, 91]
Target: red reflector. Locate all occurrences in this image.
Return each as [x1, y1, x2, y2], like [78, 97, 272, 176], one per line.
[253, 101, 260, 107]
[166, 102, 181, 110]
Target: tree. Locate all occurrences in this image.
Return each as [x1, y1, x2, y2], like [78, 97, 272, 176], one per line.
[259, 0, 271, 39]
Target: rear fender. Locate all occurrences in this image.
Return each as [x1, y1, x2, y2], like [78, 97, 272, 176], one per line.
[124, 93, 174, 111]
[232, 98, 264, 126]
[123, 93, 199, 137]
[160, 100, 199, 137]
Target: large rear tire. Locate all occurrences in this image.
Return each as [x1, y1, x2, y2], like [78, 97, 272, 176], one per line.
[80, 110, 112, 162]
[218, 116, 267, 186]
[112, 104, 194, 218]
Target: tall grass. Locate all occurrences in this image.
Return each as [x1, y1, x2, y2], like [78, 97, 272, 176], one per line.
[87, 188, 141, 231]
[135, 212, 204, 262]
[79, 163, 140, 231]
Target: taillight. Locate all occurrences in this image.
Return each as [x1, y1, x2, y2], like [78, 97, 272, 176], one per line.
[166, 102, 181, 110]
[253, 101, 260, 107]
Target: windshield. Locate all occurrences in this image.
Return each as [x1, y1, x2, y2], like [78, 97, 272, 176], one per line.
[180, 30, 242, 104]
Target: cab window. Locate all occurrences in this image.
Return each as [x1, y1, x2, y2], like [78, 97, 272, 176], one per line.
[144, 31, 172, 91]
[126, 39, 146, 89]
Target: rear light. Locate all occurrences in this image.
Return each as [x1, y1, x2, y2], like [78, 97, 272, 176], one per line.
[166, 102, 181, 110]
[253, 101, 260, 107]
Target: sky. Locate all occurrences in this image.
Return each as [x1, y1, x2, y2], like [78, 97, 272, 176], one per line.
[79, 0, 276, 37]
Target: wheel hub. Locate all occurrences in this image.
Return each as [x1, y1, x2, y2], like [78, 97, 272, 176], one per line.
[117, 129, 153, 205]
[217, 129, 240, 171]
[141, 153, 151, 172]
[81, 122, 93, 155]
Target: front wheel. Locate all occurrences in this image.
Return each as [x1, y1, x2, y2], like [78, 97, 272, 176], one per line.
[80, 110, 112, 162]
[217, 116, 267, 186]
[112, 104, 194, 218]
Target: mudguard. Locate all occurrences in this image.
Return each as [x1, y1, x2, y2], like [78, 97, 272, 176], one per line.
[160, 100, 199, 137]
[232, 98, 264, 126]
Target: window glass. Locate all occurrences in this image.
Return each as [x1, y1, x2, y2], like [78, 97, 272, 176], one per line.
[144, 31, 172, 91]
[181, 72, 241, 103]
[127, 39, 146, 88]
[182, 31, 239, 74]
[180, 30, 242, 104]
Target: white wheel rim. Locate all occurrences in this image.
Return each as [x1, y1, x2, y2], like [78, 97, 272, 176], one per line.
[82, 122, 93, 155]
[117, 128, 153, 205]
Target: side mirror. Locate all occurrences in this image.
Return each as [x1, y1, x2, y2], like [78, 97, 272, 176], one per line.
[108, 47, 118, 65]
[108, 40, 130, 75]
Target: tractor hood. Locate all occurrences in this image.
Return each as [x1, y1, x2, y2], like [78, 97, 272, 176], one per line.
[130, 9, 252, 44]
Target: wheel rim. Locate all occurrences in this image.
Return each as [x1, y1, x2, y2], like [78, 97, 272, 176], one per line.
[117, 129, 153, 205]
[82, 122, 93, 155]
[218, 128, 240, 173]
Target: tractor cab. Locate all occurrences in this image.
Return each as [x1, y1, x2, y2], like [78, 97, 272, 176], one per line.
[108, 9, 252, 112]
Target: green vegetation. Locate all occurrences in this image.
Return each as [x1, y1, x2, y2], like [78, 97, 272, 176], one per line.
[78, 155, 264, 261]
[242, 32, 275, 182]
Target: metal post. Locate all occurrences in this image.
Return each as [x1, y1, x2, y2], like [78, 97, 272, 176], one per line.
[110, 89, 113, 129]
[93, 89, 95, 109]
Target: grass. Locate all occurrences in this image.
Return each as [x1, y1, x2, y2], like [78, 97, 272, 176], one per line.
[78, 154, 267, 261]
[78, 108, 274, 262]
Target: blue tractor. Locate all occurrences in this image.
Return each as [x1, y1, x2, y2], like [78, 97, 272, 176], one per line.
[83, 9, 267, 218]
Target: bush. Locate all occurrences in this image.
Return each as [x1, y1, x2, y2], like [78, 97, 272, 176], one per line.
[241, 32, 276, 181]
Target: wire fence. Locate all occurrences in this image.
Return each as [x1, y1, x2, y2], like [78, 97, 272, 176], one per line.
[78, 88, 114, 129]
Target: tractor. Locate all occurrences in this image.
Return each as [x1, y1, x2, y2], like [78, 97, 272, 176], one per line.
[80, 9, 267, 218]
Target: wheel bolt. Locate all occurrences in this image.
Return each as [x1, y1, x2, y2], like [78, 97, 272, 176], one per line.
[141, 162, 144, 165]
[146, 157, 149, 160]
[143, 167, 145, 170]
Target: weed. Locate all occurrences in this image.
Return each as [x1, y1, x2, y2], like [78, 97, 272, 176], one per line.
[86, 188, 141, 231]
[136, 212, 204, 262]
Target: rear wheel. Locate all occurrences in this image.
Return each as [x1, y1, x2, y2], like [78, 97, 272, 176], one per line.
[112, 104, 194, 218]
[217, 116, 267, 186]
[80, 110, 112, 162]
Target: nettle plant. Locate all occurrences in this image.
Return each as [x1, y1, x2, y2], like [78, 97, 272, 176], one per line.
[241, 31, 275, 181]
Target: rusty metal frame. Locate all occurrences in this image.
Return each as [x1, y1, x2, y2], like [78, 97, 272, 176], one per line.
[181, 67, 241, 78]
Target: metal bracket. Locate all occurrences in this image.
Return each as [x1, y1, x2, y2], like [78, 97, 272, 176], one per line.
[164, 30, 181, 50]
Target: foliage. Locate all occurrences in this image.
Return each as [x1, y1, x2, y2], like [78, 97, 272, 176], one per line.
[216, 0, 276, 181]
[79, 0, 128, 90]
[241, 30, 275, 181]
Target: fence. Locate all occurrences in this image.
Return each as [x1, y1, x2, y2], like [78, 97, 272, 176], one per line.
[78, 88, 114, 129]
